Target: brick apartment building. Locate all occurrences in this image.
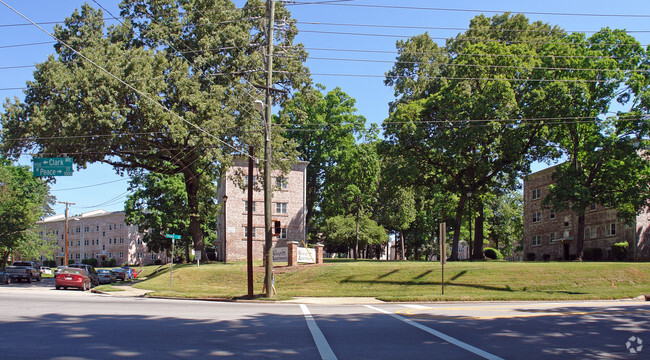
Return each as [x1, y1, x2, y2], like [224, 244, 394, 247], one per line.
[523, 165, 650, 261]
[36, 209, 163, 266]
[216, 158, 308, 261]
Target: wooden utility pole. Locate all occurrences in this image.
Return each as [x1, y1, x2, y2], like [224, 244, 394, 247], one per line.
[263, 0, 276, 298]
[58, 201, 75, 266]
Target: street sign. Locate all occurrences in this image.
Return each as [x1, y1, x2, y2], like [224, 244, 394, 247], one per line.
[165, 234, 181, 239]
[33, 157, 73, 177]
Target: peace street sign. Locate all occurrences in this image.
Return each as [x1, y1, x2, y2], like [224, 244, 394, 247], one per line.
[33, 157, 73, 177]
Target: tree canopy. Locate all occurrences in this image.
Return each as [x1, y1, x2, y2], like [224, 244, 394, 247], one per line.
[1, 0, 309, 260]
[0, 159, 54, 268]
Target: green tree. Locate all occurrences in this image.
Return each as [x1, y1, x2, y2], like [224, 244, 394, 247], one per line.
[384, 13, 559, 260]
[1, 1, 308, 261]
[0, 159, 54, 268]
[277, 85, 366, 240]
[124, 170, 217, 262]
[537, 30, 650, 261]
[486, 190, 523, 256]
[323, 142, 381, 259]
[321, 215, 388, 256]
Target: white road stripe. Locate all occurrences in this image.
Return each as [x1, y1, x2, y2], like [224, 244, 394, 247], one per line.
[365, 305, 503, 360]
[402, 304, 430, 309]
[300, 304, 338, 360]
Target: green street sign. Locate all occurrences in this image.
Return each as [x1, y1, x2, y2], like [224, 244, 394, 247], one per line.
[33, 157, 73, 177]
[165, 234, 181, 240]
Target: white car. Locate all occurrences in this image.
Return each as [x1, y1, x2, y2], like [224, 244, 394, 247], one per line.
[40, 267, 53, 275]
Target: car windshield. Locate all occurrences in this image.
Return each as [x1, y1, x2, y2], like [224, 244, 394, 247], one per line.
[61, 268, 84, 275]
[98, 270, 110, 274]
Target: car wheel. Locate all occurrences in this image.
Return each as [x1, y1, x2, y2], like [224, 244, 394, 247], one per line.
[37, 275, 41, 282]
[56, 286, 60, 290]
[82, 283, 87, 291]
[27, 275, 32, 283]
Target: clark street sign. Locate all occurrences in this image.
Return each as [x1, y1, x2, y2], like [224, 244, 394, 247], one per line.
[165, 234, 181, 240]
[33, 157, 73, 177]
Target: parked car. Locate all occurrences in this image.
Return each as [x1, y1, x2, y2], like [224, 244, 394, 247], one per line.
[122, 266, 136, 280]
[54, 266, 67, 277]
[39, 266, 52, 275]
[67, 264, 99, 286]
[56, 268, 91, 291]
[5, 261, 41, 282]
[0, 271, 11, 285]
[111, 268, 126, 281]
[97, 269, 116, 284]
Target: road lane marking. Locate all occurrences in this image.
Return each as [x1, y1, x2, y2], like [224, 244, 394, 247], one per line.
[365, 305, 503, 360]
[300, 304, 337, 360]
[402, 304, 430, 309]
[396, 306, 650, 320]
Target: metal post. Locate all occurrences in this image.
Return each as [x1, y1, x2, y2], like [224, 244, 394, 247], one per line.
[263, 0, 276, 298]
[223, 195, 228, 264]
[467, 191, 472, 260]
[248, 146, 255, 298]
[169, 238, 174, 290]
[58, 201, 75, 266]
[440, 222, 446, 295]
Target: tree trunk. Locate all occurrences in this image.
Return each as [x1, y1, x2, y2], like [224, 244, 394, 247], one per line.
[450, 193, 467, 261]
[575, 213, 586, 261]
[354, 201, 360, 260]
[472, 201, 485, 260]
[184, 170, 207, 261]
[184, 241, 190, 263]
[400, 230, 406, 260]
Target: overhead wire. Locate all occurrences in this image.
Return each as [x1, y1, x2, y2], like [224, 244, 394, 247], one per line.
[0, 0, 253, 161]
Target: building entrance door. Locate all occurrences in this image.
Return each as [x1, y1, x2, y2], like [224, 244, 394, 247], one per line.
[564, 243, 570, 260]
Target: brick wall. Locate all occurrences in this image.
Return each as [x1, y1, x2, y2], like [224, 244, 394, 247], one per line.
[217, 159, 308, 261]
[523, 166, 648, 261]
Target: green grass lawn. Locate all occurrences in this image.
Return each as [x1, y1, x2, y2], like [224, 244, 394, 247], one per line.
[132, 260, 650, 301]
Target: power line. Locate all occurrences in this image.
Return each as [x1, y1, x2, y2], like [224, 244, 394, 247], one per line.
[287, 2, 650, 19]
[0, 1, 252, 160]
[51, 178, 129, 191]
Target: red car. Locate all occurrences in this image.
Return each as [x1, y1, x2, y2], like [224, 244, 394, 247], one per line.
[55, 268, 91, 291]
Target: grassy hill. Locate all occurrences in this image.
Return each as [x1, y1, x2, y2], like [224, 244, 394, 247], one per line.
[132, 260, 650, 302]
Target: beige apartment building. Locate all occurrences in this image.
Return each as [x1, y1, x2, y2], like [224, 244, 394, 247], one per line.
[37, 209, 163, 266]
[523, 165, 650, 261]
[216, 158, 308, 262]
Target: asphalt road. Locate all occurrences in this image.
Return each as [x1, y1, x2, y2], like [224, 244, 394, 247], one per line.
[0, 279, 648, 359]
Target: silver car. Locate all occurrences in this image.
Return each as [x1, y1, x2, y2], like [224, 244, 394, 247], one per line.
[97, 269, 116, 284]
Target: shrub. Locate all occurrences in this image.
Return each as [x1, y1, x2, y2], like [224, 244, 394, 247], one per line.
[87, 258, 98, 267]
[542, 254, 550, 261]
[526, 253, 536, 261]
[108, 258, 117, 267]
[483, 247, 503, 260]
[583, 248, 603, 261]
[81, 258, 88, 265]
[154, 259, 162, 265]
[612, 242, 629, 261]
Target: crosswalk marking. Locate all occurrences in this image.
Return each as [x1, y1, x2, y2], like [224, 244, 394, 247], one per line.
[366, 305, 504, 360]
[300, 304, 338, 360]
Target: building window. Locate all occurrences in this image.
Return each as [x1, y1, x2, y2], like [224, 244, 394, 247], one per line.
[532, 188, 541, 200]
[280, 228, 287, 239]
[137, 253, 143, 259]
[137, 238, 143, 244]
[102, 245, 105, 250]
[589, 227, 597, 239]
[606, 223, 616, 236]
[120, 238, 124, 244]
[563, 216, 571, 227]
[102, 231, 105, 236]
[75, 254, 80, 259]
[119, 252, 124, 258]
[275, 202, 287, 214]
[550, 232, 557, 242]
[549, 210, 555, 220]
[109, 225, 112, 230]
[245, 175, 257, 187]
[589, 203, 597, 211]
[532, 235, 542, 246]
[245, 201, 256, 213]
[276, 176, 288, 190]
[120, 224, 124, 230]
[244, 226, 256, 238]
[532, 211, 542, 223]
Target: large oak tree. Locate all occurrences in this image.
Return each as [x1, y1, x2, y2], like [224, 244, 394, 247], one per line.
[1, 1, 308, 260]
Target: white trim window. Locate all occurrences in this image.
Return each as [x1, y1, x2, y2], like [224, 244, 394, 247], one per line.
[563, 216, 571, 227]
[550, 232, 558, 243]
[532, 235, 542, 246]
[275, 202, 287, 214]
[532, 188, 541, 200]
[589, 227, 597, 239]
[549, 210, 555, 220]
[276, 176, 288, 190]
[244, 226, 257, 238]
[532, 211, 542, 223]
[280, 228, 287, 239]
[606, 223, 616, 236]
[245, 201, 256, 213]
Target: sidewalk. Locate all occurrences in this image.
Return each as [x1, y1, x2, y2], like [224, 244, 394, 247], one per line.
[92, 280, 152, 297]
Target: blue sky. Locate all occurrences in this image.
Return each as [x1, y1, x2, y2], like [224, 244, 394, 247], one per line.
[2, 0, 650, 215]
